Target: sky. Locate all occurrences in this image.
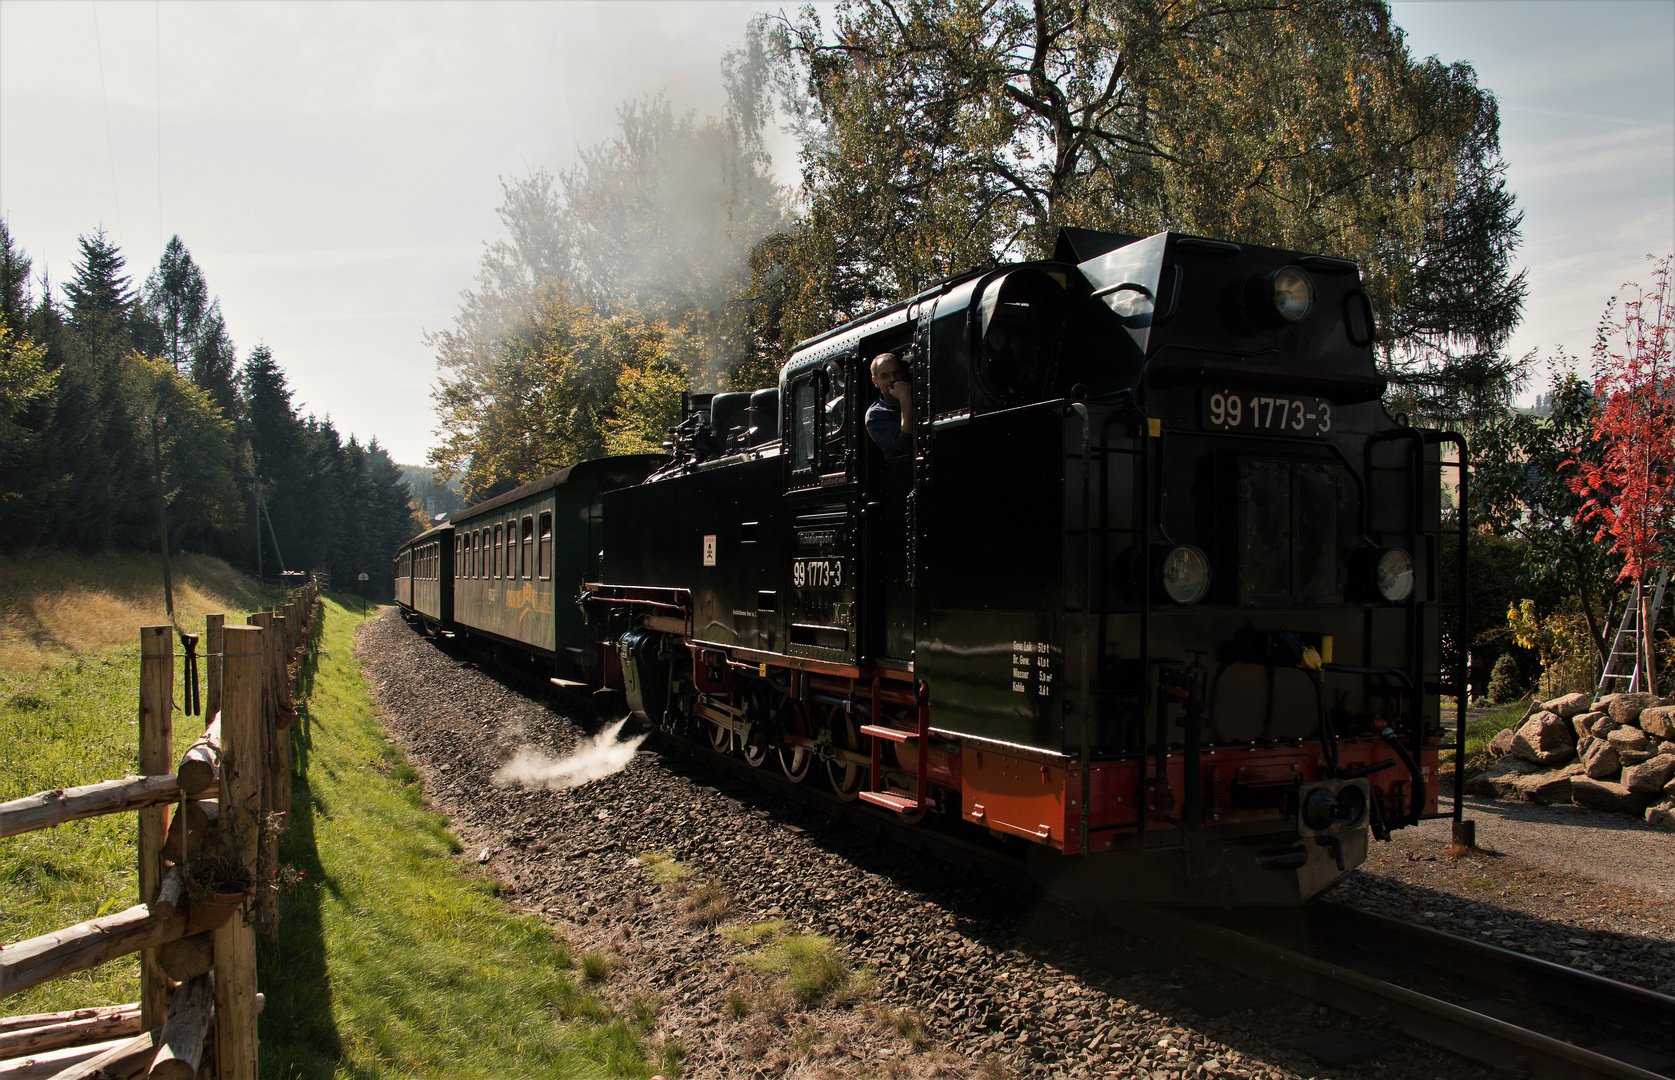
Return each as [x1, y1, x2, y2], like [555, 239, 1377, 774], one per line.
[2, 1, 1672, 465]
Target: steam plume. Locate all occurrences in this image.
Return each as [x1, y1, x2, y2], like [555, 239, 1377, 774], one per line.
[492, 717, 647, 791]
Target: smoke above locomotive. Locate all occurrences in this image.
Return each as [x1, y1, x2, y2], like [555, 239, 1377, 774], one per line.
[400, 226, 1462, 906]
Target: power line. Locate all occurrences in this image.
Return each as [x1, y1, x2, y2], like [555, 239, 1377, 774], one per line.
[91, 0, 124, 248]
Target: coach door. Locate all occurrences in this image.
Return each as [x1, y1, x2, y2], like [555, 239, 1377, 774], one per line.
[783, 353, 859, 664]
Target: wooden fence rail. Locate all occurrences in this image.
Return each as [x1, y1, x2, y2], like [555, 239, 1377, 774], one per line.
[0, 575, 322, 1080]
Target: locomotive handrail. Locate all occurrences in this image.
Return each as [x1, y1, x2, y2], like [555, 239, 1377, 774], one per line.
[1429, 429, 1470, 824]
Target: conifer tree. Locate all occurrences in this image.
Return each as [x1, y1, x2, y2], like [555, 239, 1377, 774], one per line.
[142, 236, 212, 372]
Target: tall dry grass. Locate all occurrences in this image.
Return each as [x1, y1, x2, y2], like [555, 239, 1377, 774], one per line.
[0, 549, 275, 675]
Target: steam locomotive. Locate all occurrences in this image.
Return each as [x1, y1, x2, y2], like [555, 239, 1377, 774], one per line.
[397, 226, 1466, 905]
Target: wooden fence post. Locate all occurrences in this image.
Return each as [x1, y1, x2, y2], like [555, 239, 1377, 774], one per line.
[215, 624, 263, 1080]
[247, 612, 279, 933]
[204, 614, 226, 724]
[137, 626, 174, 1030]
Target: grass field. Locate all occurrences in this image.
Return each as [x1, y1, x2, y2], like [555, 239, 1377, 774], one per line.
[0, 551, 282, 1014]
[257, 597, 655, 1079]
[3, 554, 654, 1077]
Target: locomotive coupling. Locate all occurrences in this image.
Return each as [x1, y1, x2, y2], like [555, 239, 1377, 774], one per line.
[1294, 777, 1373, 872]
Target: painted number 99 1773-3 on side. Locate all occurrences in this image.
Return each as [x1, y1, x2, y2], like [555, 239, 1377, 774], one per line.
[792, 558, 843, 589]
[1202, 390, 1331, 436]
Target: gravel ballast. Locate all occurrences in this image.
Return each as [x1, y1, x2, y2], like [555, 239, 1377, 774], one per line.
[355, 611, 1673, 1078]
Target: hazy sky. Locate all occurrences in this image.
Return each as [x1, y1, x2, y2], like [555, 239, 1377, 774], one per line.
[2, 1, 1671, 465]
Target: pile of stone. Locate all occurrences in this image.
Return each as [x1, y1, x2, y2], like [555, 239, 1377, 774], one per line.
[1466, 691, 1675, 829]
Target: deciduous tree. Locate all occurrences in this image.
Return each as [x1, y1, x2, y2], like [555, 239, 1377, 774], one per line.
[752, 0, 1526, 416]
[1567, 256, 1675, 687]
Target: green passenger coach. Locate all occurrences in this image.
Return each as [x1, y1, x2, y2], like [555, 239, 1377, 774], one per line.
[442, 456, 665, 678]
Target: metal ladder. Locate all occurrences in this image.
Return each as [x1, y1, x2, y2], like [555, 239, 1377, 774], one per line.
[1595, 568, 1670, 698]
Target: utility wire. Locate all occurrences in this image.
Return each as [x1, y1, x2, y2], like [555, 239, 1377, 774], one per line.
[91, 1, 125, 248]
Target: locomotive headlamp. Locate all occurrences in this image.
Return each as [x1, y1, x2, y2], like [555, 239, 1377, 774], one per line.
[1375, 548, 1415, 602]
[1159, 545, 1212, 604]
[1271, 266, 1315, 323]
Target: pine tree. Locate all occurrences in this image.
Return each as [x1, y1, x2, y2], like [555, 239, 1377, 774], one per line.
[0, 218, 32, 326]
[142, 236, 212, 372]
[190, 303, 240, 420]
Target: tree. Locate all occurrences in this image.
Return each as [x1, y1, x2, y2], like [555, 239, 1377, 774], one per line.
[0, 218, 31, 326]
[1567, 255, 1675, 688]
[190, 304, 241, 420]
[432, 288, 693, 499]
[753, 0, 1527, 414]
[141, 236, 212, 373]
[1474, 372, 1623, 671]
[63, 228, 139, 357]
[429, 72, 784, 493]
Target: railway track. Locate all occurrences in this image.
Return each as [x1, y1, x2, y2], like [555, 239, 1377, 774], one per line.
[445, 624, 1675, 1079]
[651, 718, 1675, 1079]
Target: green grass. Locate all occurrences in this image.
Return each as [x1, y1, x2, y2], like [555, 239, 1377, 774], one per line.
[1463, 698, 1535, 758]
[635, 850, 691, 885]
[257, 596, 652, 1079]
[1, 597, 276, 1013]
[720, 919, 864, 1006]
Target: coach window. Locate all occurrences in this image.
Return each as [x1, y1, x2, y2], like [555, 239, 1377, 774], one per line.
[472, 532, 479, 577]
[521, 516, 534, 578]
[537, 512, 553, 579]
[490, 524, 500, 577]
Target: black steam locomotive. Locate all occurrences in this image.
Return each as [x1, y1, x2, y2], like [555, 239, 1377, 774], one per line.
[399, 226, 1466, 905]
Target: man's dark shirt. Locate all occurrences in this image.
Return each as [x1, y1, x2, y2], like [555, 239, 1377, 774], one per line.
[866, 398, 913, 460]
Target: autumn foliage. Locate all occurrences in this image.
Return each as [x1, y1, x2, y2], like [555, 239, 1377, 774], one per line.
[1567, 256, 1675, 584]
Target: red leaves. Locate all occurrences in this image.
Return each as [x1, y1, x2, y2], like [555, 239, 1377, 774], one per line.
[1566, 256, 1675, 582]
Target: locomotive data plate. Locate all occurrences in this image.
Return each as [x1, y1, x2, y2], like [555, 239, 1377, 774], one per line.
[1202, 390, 1333, 436]
[791, 557, 844, 589]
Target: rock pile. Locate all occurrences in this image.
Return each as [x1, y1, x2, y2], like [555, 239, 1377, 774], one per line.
[1467, 691, 1675, 829]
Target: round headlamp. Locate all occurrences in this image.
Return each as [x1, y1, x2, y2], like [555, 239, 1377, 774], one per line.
[1375, 548, 1414, 603]
[1159, 545, 1212, 605]
[1272, 266, 1315, 323]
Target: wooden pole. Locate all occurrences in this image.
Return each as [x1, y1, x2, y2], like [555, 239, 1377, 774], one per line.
[0, 775, 182, 840]
[247, 612, 278, 933]
[175, 716, 223, 797]
[0, 903, 190, 998]
[215, 624, 262, 1080]
[148, 972, 214, 1080]
[151, 415, 175, 621]
[0, 1004, 141, 1058]
[138, 626, 173, 1030]
[271, 610, 293, 833]
[205, 614, 226, 728]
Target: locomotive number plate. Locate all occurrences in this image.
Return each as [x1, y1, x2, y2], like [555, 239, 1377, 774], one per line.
[1203, 390, 1332, 435]
[792, 558, 844, 589]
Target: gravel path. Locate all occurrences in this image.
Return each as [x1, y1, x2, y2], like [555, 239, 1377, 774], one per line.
[354, 611, 1672, 1078]
[1422, 795, 1675, 895]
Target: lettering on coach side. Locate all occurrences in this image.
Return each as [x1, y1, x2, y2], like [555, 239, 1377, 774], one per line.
[1010, 640, 1058, 697]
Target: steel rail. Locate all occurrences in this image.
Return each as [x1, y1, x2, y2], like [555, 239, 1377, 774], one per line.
[424, 626, 1672, 1079]
[1312, 902, 1675, 1032]
[1116, 903, 1669, 1080]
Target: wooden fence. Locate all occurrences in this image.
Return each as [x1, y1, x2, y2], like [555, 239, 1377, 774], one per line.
[0, 576, 322, 1080]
